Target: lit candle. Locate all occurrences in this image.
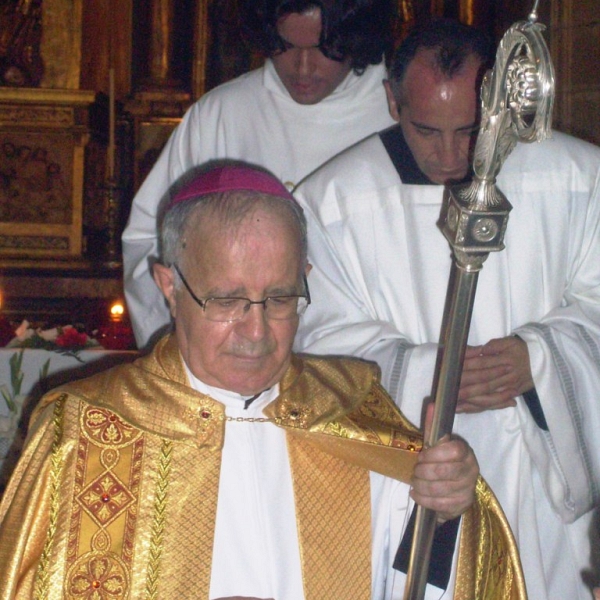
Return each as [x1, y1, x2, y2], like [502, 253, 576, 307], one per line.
[110, 301, 124, 321]
[98, 301, 133, 350]
[108, 67, 115, 180]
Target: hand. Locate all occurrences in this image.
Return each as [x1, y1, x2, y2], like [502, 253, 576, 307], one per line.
[213, 597, 275, 600]
[593, 588, 600, 600]
[456, 336, 534, 413]
[410, 404, 479, 522]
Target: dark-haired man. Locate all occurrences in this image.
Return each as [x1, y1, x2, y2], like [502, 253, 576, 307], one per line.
[294, 19, 600, 599]
[123, 0, 396, 349]
[381, 22, 492, 185]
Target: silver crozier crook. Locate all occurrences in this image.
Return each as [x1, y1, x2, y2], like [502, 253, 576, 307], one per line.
[403, 3, 555, 598]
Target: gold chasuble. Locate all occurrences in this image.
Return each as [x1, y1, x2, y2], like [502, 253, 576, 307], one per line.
[0, 335, 526, 599]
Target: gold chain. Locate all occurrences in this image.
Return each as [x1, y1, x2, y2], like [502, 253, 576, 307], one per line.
[225, 416, 276, 423]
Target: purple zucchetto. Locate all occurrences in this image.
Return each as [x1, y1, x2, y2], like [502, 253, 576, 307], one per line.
[168, 164, 295, 209]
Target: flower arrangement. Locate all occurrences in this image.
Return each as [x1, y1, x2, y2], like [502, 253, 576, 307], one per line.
[6, 320, 99, 359]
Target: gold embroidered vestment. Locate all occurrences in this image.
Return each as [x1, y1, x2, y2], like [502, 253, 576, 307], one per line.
[0, 335, 526, 599]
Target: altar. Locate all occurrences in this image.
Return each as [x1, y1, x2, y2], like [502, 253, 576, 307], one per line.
[0, 346, 137, 492]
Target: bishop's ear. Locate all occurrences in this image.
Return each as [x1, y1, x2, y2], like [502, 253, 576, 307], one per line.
[153, 263, 178, 318]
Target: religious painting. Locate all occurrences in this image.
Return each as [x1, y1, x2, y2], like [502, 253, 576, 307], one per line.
[0, 88, 94, 263]
[0, 131, 81, 257]
[0, 133, 71, 224]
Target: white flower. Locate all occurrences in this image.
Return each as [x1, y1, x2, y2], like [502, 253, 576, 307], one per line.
[37, 327, 59, 342]
[13, 320, 33, 341]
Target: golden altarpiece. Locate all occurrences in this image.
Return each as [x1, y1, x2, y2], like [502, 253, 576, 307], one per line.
[0, 0, 209, 329]
[0, 0, 597, 334]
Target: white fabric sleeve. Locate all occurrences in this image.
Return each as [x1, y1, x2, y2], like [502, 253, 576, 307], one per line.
[510, 162, 600, 520]
[514, 322, 600, 522]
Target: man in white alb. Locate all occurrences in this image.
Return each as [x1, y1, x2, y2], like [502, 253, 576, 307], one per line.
[122, 0, 397, 349]
[294, 19, 600, 599]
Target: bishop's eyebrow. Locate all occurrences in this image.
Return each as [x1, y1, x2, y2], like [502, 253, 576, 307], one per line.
[203, 284, 299, 298]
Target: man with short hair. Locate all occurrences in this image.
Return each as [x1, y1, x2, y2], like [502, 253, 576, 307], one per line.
[383, 18, 492, 185]
[0, 163, 525, 599]
[123, 0, 397, 350]
[294, 19, 600, 599]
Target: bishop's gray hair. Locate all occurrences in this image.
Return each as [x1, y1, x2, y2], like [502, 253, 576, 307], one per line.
[159, 189, 308, 278]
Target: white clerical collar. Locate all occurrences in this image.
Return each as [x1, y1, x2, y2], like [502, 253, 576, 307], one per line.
[183, 361, 279, 409]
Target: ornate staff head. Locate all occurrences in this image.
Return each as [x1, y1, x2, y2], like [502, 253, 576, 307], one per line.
[439, 4, 555, 270]
[473, 4, 555, 187]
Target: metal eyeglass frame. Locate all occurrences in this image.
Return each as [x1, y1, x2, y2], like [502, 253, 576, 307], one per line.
[172, 263, 311, 322]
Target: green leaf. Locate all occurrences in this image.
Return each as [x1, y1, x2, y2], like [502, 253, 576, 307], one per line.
[39, 358, 51, 382]
[9, 350, 24, 397]
[1, 385, 16, 413]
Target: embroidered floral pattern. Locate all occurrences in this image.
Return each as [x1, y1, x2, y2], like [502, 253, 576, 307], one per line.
[82, 407, 141, 448]
[68, 553, 128, 599]
[34, 395, 67, 598]
[122, 437, 145, 563]
[77, 472, 135, 526]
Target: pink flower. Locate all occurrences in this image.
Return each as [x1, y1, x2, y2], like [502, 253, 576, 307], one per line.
[13, 320, 34, 342]
[55, 326, 88, 348]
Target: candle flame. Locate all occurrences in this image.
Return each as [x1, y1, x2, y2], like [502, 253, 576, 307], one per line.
[110, 302, 125, 318]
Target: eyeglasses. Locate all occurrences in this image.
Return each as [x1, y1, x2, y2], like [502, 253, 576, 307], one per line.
[173, 264, 311, 322]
